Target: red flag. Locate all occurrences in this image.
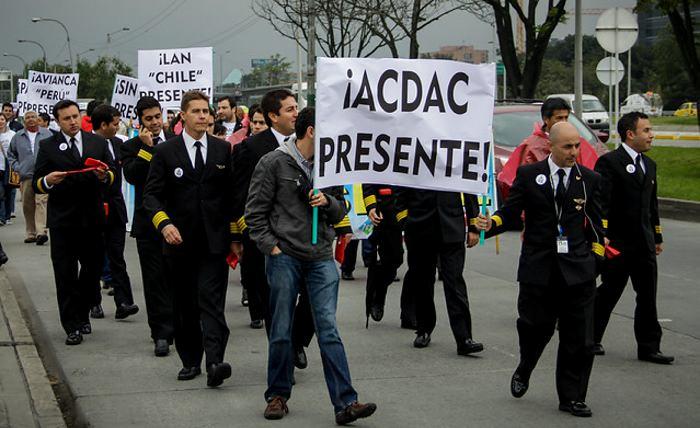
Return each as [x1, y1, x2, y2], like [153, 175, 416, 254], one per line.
[226, 252, 239, 270]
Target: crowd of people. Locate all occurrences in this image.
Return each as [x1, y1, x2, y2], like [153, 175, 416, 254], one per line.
[0, 90, 674, 424]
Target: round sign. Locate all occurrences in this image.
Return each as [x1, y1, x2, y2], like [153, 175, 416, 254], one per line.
[595, 8, 639, 54]
[596, 56, 625, 86]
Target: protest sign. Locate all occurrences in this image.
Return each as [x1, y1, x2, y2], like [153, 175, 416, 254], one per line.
[111, 74, 140, 121]
[138, 47, 213, 109]
[19, 71, 79, 115]
[315, 58, 495, 195]
[16, 79, 29, 115]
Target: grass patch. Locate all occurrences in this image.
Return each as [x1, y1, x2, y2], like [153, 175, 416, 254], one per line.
[646, 146, 700, 201]
[650, 116, 698, 126]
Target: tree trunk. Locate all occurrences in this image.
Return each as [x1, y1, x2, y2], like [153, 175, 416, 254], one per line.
[409, 0, 422, 58]
[665, 2, 700, 128]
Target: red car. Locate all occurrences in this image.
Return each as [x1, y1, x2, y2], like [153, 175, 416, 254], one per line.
[492, 102, 608, 203]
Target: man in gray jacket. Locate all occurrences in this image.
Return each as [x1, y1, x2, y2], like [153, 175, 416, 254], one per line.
[8, 111, 52, 244]
[246, 108, 376, 425]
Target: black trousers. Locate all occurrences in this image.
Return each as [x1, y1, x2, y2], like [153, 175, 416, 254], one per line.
[241, 234, 269, 323]
[594, 249, 662, 354]
[340, 239, 359, 273]
[405, 233, 473, 344]
[102, 225, 134, 307]
[49, 227, 103, 334]
[136, 238, 174, 342]
[365, 225, 404, 314]
[518, 272, 596, 404]
[165, 249, 230, 368]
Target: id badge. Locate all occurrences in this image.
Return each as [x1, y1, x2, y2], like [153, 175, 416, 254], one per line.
[557, 236, 569, 254]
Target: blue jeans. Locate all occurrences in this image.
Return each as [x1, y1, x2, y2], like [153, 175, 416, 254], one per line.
[265, 253, 357, 413]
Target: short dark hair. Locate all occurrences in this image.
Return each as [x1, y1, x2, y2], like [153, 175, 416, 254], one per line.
[181, 90, 209, 112]
[249, 106, 264, 119]
[216, 95, 235, 108]
[618, 111, 649, 143]
[212, 123, 227, 136]
[135, 96, 162, 122]
[53, 99, 80, 119]
[86, 100, 103, 117]
[295, 107, 315, 140]
[541, 97, 571, 119]
[2, 102, 13, 110]
[38, 112, 51, 124]
[261, 89, 295, 127]
[91, 104, 121, 130]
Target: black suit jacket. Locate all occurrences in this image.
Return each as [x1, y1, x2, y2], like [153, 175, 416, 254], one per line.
[143, 134, 234, 255]
[230, 128, 279, 240]
[594, 146, 662, 254]
[102, 137, 128, 226]
[120, 131, 175, 239]
[396, 188, 479, 244]
[487, 160, 605, 286]
[33, 130, 116, 229]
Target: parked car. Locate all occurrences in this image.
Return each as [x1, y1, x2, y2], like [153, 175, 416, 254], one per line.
[547, 93, 610, 131]
[620, 93, 663, 117]
[492, 102, 608, 203]
[674, 102, 698, 117]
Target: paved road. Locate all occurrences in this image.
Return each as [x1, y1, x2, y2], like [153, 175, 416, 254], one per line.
[1, 214, 699, 427]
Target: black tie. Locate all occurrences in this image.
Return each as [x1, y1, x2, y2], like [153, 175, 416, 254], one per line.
[555, 169, 567, 209]
[152, 136, 160, 145]
[70, 137, 81, 161]
[194, 141, 204, 178]
[635, 154, 645, 182]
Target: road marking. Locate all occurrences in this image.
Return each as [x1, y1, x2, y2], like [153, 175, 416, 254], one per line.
[659, 319, 672, 322]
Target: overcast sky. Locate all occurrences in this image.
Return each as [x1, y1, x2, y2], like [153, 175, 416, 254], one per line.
[1, 0, 637, 81]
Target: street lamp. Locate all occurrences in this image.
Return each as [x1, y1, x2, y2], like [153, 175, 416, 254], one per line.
[3, 53, 27, 77]
[18, 39, 47, 72]
[31, 17, 73, 72]
[76, 48, 95, 64]
[107, 27, 130, 44]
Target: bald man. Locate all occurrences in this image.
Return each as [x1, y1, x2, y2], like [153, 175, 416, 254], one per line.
[476, 122, 606, 417]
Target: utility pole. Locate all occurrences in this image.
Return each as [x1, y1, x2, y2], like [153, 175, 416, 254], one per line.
[574, 0, 583, 116]
[306, 0, 316, 107]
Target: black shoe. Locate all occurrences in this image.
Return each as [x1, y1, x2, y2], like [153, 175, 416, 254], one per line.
[250, 319, 264, 329]
[400, 319, 417, 330]
[592, 343, 605, 355]
[80, 323, 92, 335]
[90, 305, 104, 319]
[559, 401, 592, 417]
[293, 347, 308, 369]
[341, 271, 355, 280]
[241, 288, 249, 307]
[24, 237, 37, 243]
[335, 401, 377, 425]
[115, 303, 139, 320]
[206, 362, 232, 387]
[101, 280, 111, 290]
[0, 253, 8, 267]
[154, 339, 169, 357]
[65, 331, 83, 345]
[393, 276, 400, 282]
[457, 339, 484, 356]
[369, 305, 384, 322]
[638, 351, 674, 365]
[177, 366, 201, 380]
[510, 370, 529, 398]
[107, 288, 115, 296]
[35, 234, 49, 245]
[413, 332, 431, 348]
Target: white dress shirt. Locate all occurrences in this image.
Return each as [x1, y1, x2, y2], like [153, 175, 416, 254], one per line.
[62, 131, 83, 157]
[547, 155, 572, 194]
[622, 142, 646, 173]
[182, 130, 208, 168]
[270, 127, 292, 146]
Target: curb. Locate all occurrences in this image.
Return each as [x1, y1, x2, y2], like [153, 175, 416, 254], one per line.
[0, 270, 66, 428]
[655, 134, 700, 141]
[659, 197, 700, 222]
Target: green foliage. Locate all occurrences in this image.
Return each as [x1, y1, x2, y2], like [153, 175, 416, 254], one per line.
[650, 32, 694, 108]
[646, 146, 700, 201]
[240, 54, 294, 88]
[76, 57, 133, 101]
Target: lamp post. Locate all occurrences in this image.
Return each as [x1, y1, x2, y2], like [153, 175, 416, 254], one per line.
[76, 48, 95, 64]
[18, 39, 47, 72]
[31, 17, 73, 72]
[3, 53, 27, 77]
[106, 27, 129, 57]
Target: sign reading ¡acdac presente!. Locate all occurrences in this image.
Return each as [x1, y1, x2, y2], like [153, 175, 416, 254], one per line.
[137, 47, 213, 109]
[315, 58, 495, 195]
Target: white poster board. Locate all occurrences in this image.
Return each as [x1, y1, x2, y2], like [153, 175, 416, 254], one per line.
[15, 79, 29, 115]
[111, 74, 140, 121]
[315, 58, 495, 195]
[21, 71, 79, 115]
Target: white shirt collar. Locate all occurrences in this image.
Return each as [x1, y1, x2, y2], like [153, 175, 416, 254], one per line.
[621, 142, 640, 161]
[270, 127, 291, 145]
[182, 129, 208, 149]
[62, 130, 82, 145]
[547, 155, 572, 178]
[157, 130, 166, 141]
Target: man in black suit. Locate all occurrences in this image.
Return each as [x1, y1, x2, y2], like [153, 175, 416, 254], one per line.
[143, 91, 234, 387]
[478, 122, 605, 417]
[33, 99, 116, 345]
[121, 96, 176, 357]
[230, 89, 315, 370]
[398, 186, 483, 356]
[593, 112, 673, 364]
[91, 105, 139, 321]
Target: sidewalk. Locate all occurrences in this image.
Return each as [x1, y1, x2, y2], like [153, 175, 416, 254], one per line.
[1, 209, 699, 427]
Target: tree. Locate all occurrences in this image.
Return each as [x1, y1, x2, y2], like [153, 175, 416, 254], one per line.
[240, 54, 294, 88]
[76, 56, 133, 101]
[637, 0, 700, 126]
[474, 0, 569, 98]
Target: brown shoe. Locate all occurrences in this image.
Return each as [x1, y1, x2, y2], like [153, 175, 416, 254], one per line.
[335, 401, 377, 425]
[264, 396, 288, 420]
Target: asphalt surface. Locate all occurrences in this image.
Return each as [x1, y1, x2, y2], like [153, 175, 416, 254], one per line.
[1, 213, 698, 427]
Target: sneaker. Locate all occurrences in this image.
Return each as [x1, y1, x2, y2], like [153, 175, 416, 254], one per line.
[341, 271, 355, 280]
[264, 396, 289, 420]
[335, 401, 377, 425]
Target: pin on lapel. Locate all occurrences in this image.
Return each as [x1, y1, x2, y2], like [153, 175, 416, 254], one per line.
[573, 198, 585, 204]
[216, 164, 225, 169]
[575, 205, 583, 211]
[575, 175, 581, 181]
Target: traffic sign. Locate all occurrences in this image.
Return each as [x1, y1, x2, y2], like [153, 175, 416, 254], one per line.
[496, 62, 505, 76]
[595, 8, 638, 54]
[596, 56, 625, 86]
